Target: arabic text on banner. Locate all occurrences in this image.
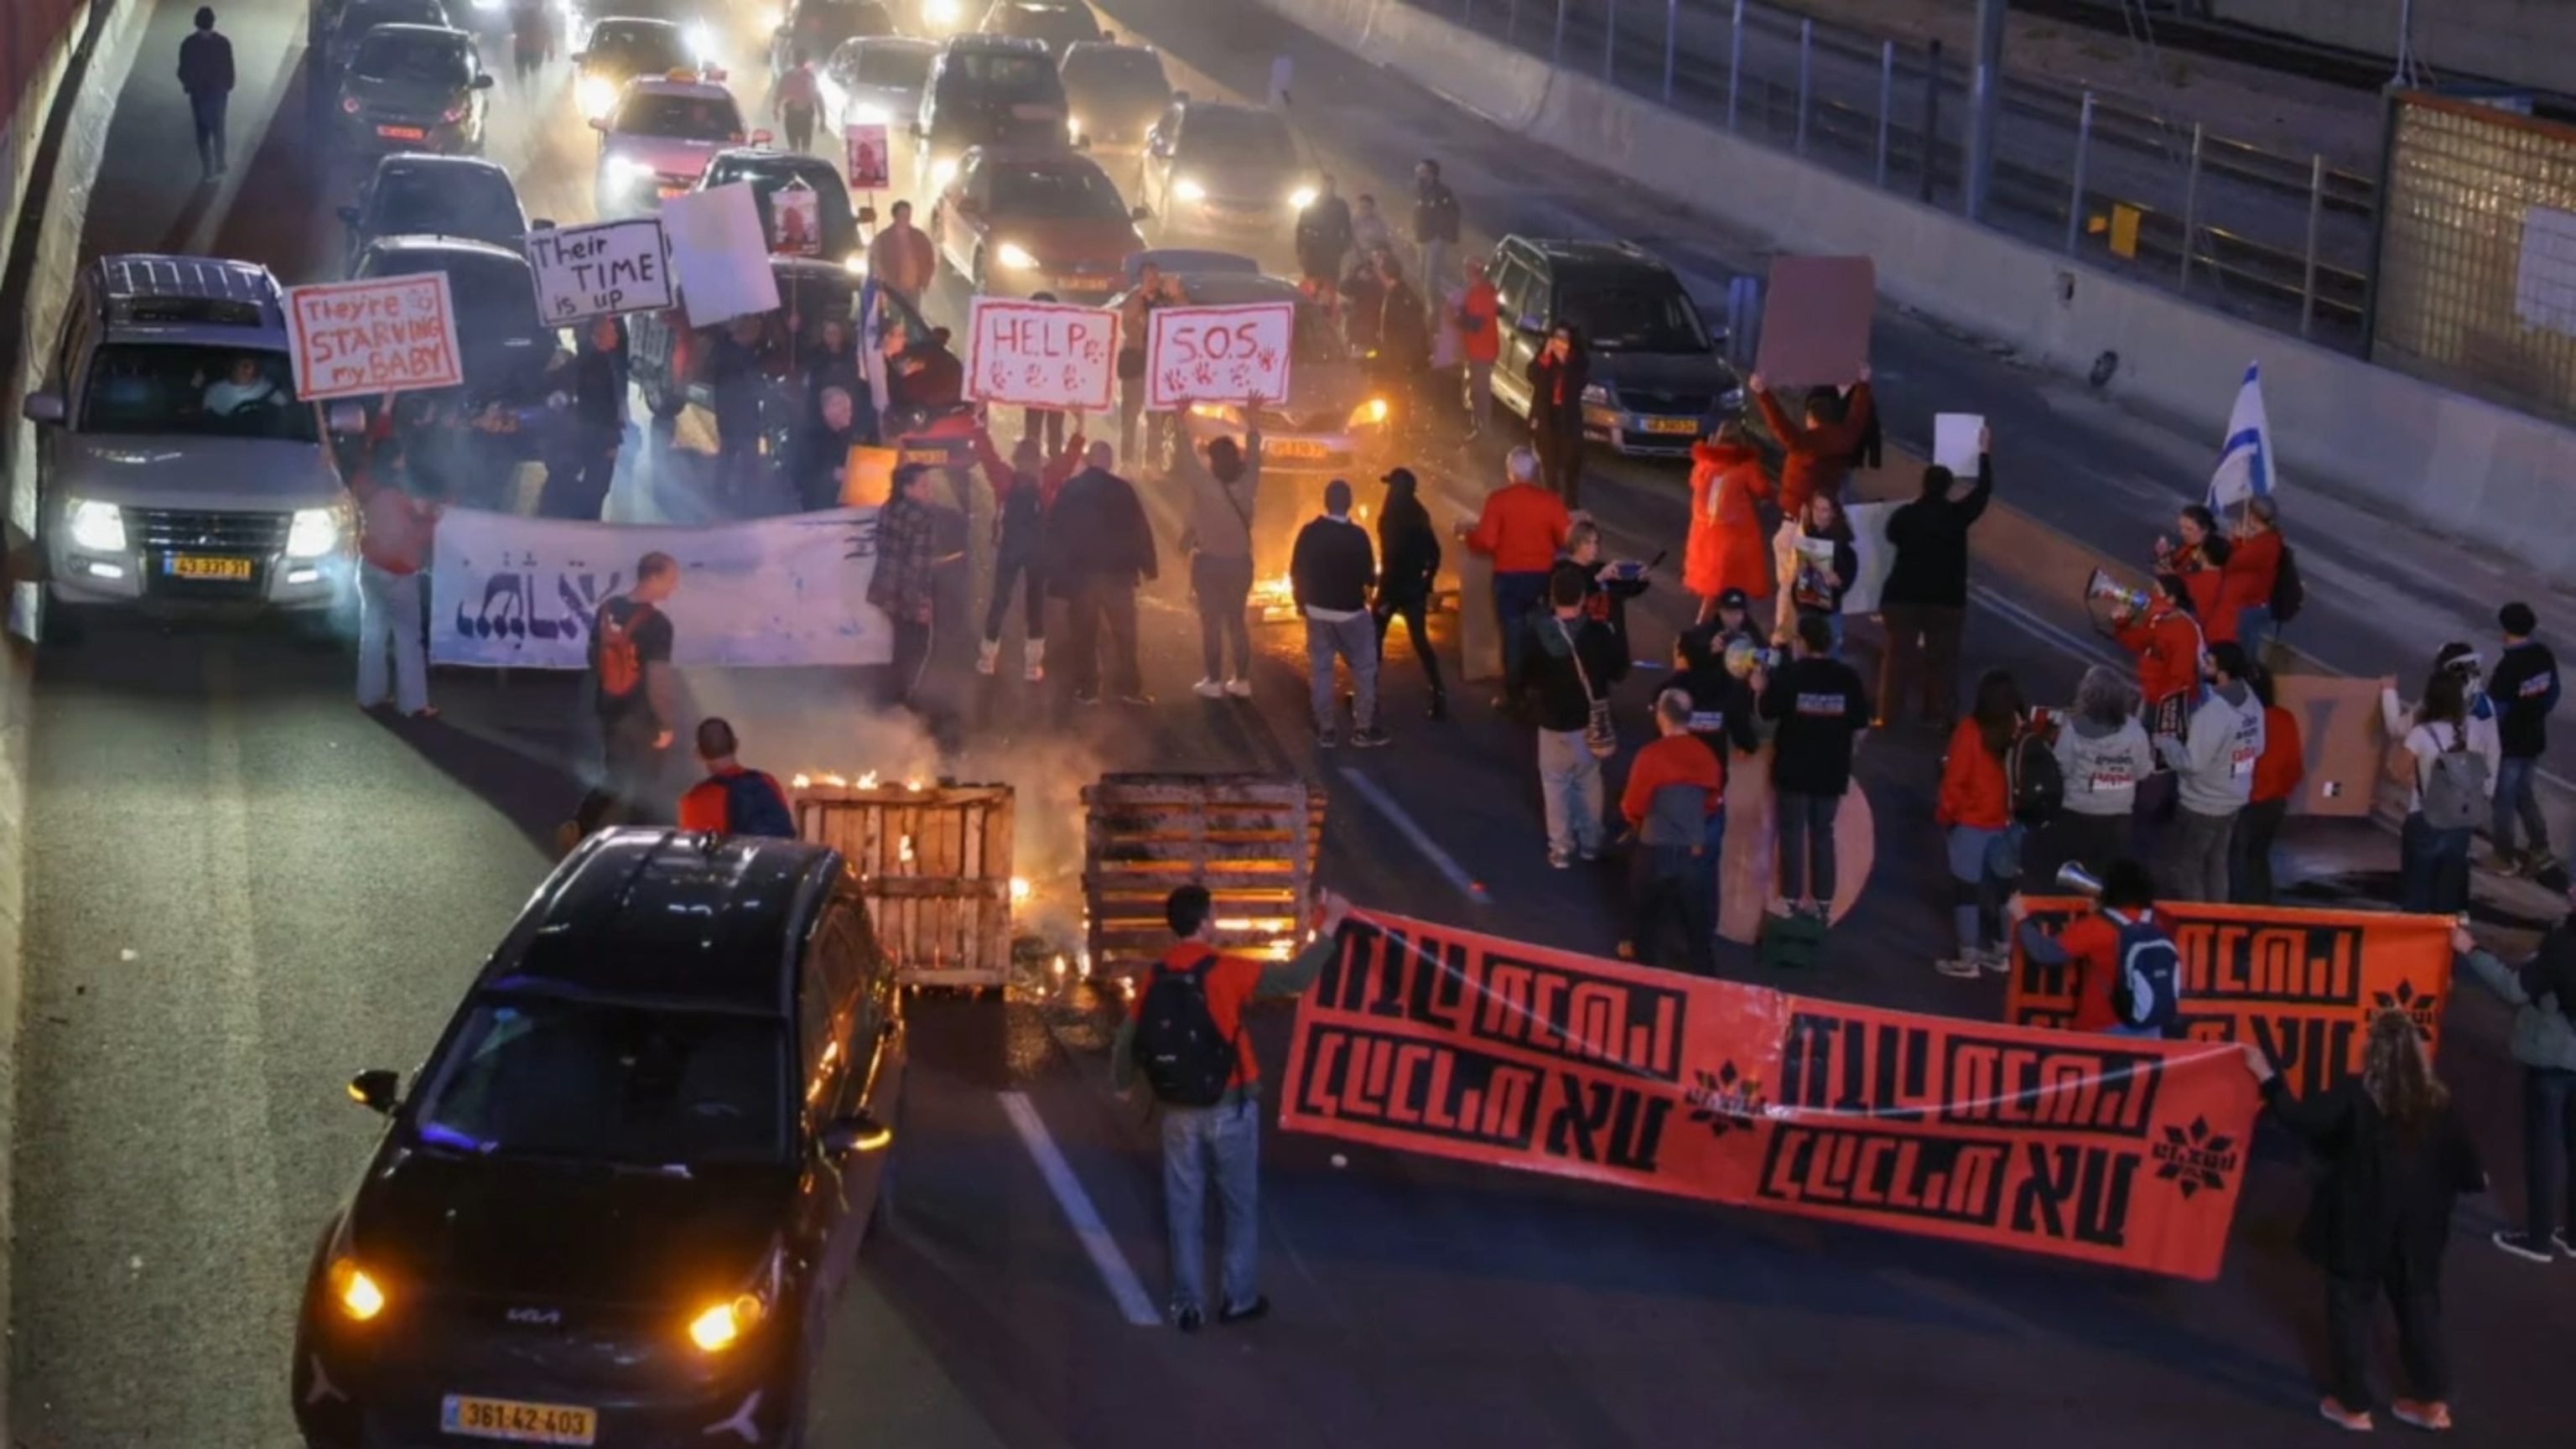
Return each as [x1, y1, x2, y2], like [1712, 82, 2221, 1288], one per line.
[429, 507, 892, 669]
[2007, 898, 2454, 1100]
[1279, 911, 2261, 1280]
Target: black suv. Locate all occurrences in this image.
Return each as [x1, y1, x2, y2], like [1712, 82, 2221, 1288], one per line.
[292, 829, 906, 1449]
[911, 34, 1070, 198]
[1485, 236, 1742, 459]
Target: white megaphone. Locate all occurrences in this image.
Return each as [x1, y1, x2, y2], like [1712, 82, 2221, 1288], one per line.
[2055, 862, 2105, 897]
[2085, 567, 2152, 614]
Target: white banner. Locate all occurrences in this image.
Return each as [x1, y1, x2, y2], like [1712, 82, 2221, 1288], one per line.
[1146, 301, 1294, 408]
[430, 507, 892, 669]
[285, 274, 464, 401]
[527, 218, 673, 323]
[966, 296, 1118, 411]
[662, 183, 781, 327]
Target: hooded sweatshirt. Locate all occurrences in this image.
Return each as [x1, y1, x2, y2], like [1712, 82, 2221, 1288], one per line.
[1879, 454, 1992, 610]
[2159, 680, 2263, 816]
[2054, 714, 2156, 818]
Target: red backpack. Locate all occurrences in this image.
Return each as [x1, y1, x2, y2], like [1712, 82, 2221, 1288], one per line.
[596, 602, 654, 699]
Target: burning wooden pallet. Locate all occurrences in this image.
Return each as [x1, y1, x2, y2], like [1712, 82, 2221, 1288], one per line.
[793, 778, 1016, 989]
[1082, 772, 1327, 971]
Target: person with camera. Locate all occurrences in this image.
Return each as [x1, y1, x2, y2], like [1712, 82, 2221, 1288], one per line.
[1757, 614, 1871, 922]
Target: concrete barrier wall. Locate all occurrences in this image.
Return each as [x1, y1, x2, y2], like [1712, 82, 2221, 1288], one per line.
[1264, 0, 2576, 582]
[2212, 0, 2576, 98]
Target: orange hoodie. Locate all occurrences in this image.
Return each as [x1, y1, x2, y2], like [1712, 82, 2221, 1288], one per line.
[1754, 382, 1873, 518]
[1466, 481, 1572, 574]
[1937, 718, 2011, 829]
[2114, 605, 2205, 707]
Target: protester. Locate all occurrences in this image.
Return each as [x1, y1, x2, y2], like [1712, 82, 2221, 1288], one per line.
[1748, 367, 1873, 519]
[773, 47, 822, 150]
[1457, 260, 1501, 438]
[969, 418, 1080, 683]
[797, 309, 863, 418]
[1295, 174, 1355, 306]
[2390, 665, 2484, 916]
[2450, 915, 2576, 1262]
[2231, 496, 2289, 648]
[1338, 249, 1386, 353]
[2112, 574, 2206, 740]
[2007, 857, 2167, 1035]
[1289, 480, 1385, 748]
[2155, 504, 2241, 645]
[2245, 1016, 2485, 1434]
[675, 719, 796, 837]
[539, 315, 628, 520]
[865, 200, 936, 304]
[791, 385, 866, 513]
[1684, 418, 1773, 625]
[2156, 641, 2263, 904]
[885, 319, 962, 411]
[2231, 665, 2305, 905]
[1553, 522, 1647, 671]
[1514, 568, 1626, 868]
[1777, 491, 1858, 653]
[1350, 192, 1394, 262]
[865, 463, 940, 709]
[1374, 253, 1431, 396]
[2488, 601, 2562, 877]
[1524, 324, 1589, 506]
[1618, 688, 1722, 972]
[1877, 425, 1992, 727]
[179, 8, 235, 180]
[1698, 587, 1762, 652]
[1175, 418, 1261, 700]
[1017, 292, 1070, 454]
[564, 552, 680, 845]
[706, 314, 769, 502]
[1411, 159, 1461, 305]
[1049, 442, 1157, 705]
[348, 408, 441, 720]
[1374, 467, 1446, 719]
[1758, 615, 1871, 920]
[1459, 446, 1572, 695]
[1114, 883, 1352, 1332]
[1116, 262, 1162, 461]
[509, 0, 552, 83]
[1935, 668, 2024, 977]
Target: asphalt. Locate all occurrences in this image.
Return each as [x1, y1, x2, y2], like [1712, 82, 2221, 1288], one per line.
[9, 1, 2576, 1446]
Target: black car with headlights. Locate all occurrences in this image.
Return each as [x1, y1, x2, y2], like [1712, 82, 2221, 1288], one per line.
[1483, 236, 1742, 460]
[339, 154, 543, 274]
[334, 23, 496, 156]
[291, 829, 906, 1449]
[320, 0, 458, 80]
[978, 0, 1102, 55]
[1058, 40, 1169, 158]
[912, 35, 1070, 199]
[569, 17, 700, 122]
[349, 235, 553, 405]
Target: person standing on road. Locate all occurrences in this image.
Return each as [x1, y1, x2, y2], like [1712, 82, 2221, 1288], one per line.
[1458, 445, 1571, 699]
[2049, 664, 2152, 883]
[1295, 175, 1354, 309]
[2006, 857, 2164, 1035]
[2113, 574, 2206, 742]
[1877, 423, 1992, 728]
[1618, 688, 1722, 973]
[1374, 467, 1446, 719]
[1175, 415, 1260, 700]
[970, 418, 1079, 683]
[1291, 480, 1386, 749]
[1114, 884, 1351, 1332]
[1757, 614, 1870, 921]
[1350, 193, 1394, 264]
[2244, 1017, 2485, 1434]
[541, 315, 629, 520]
[2230, 665, 2304, 905]
[865, 200, 936, 305]
[2389, 664, 2483, 916]
[1684, 418, 1773, 626]
[1457, 260, 1501, 439]
[1748, 367, 1873, 520]
[510, 0, 552, 86]
[348, 406, 442, 720]
[676, 718, 797, 837]
[2449, 911, 2576, 1264]
[2229, 496, 2290, 650]
[1524, 324, 1589, 507]
[867, 463, 941, 710]
[773, 48, 823, 151]
[1049, 441, 1157, 705]
[1116, 267, 1167, 464]
[1935, 668, 2024, 978]
[1514, 567, 1625, 868]
[2157, 641, 2263, 905]
[564, 551, 682, 847]
[1411, 159, 1460, 315]
[2488, 601, 2562, 878]
[179, 8, 236, 181]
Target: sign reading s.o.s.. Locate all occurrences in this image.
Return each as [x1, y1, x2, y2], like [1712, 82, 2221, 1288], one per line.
[1146, 301, 1293, 408]
[284, 274, 465, 401]
[525, 217, 673, 323]
[967, 297, 1118, 412]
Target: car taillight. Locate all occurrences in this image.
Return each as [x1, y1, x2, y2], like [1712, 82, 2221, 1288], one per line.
[342, 96, 361, 114]
[443, 104, 467, 123]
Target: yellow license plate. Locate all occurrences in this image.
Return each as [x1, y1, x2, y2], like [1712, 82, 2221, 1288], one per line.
[378, 125, 428, 140]
[1265, 439, 1330, 460]
[657, 185, 689, 199]
[440, 1394, 598, 1445]
[168, 554, 253, 581]
[900, 449, 951, 465]
[1641, 417, 1700, 434]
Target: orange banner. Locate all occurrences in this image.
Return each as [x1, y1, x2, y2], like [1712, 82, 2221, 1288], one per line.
[2005, 899, 2454, 1100]
[1280, 911, 2262, 1280]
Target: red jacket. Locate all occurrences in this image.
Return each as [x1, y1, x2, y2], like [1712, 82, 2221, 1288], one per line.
[969, 426, 1083, 541]
[2252, 704, 2304, 804]
[1620, 732, 1724, 826]
[2050, 912, 2130, 1033]
[1753, 382, 1873, 519]
[1129, 943, 1268, 1088]
[1466, 482, 1571, 574]
[1684, 440, 1774, 600]
[2231, 530, 2283, 612]
[1936, 718, 2010, 830]
[2115, 605, 2205, 707]
[348, 412, 438, 575]
[1459, 279, 1501, 364]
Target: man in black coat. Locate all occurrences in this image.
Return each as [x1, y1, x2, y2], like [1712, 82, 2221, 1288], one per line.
[1374, 467, 1446, 718]
[1291, 479, 1384, 748]
[1046, 443, 1158, 704]
[179, 8, 236, 179]
[1876, 423, 1992, 727]
[1525, 324, 1588, 508]
[1295, 174, 1356, 304]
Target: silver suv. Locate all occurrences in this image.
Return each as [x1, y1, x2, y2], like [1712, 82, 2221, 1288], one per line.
[21, 255, 361, 629]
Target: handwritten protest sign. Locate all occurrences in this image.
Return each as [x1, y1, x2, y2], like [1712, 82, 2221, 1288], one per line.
[525, 218, 672, 323]
[967, 297, 1117, 411]
[1145, 301, 1293, 408]
[284, 274, 464, 402]
[662, 184, 781, 327]
[844, 122, 890, 191]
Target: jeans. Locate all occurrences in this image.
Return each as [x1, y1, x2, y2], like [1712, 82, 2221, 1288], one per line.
[2399, 811, 2474, 915]
[1192, 553, 1254, 681]
[1945, 824, 2010, 953]
[984, 551, 1045, 645]
[1419, 237, 1452, 299]
[2229, 797, 2290, 905]
[2496, 753, 2552, 859]
[2237, 602, 2276, 659]
[1463, 360, 1494, 434]
[1116, 379, 1169, 469]
[1062, 576, 1141, 699]
[189, 91, 228, 174]
[1630, 843, 1716, 974]
[1305, 612, 1378, 731]
[1878, 602, 1965, 724]
[1537, 729, 1606, 856]
[1161, 1098, 1261, 1316]
[2521, 1067, 2576, 1241]
[886, 618, 932, 708]
[1493, 570, 1550, 685]
[2159, 806, 2238, 904]
[575, 714, 667, 835]
[356, 564, 428, 714]
[1374, 595, 1445, 696]
[2325, 1274, 2449, 1409]
[1775, 791, 1840, 903]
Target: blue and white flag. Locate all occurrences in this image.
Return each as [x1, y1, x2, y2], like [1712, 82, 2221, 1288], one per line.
[2205, 361, 2277, 511]
[858, 275, 891, 418]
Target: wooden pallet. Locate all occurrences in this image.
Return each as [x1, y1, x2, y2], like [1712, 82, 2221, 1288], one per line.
[795, 782, 1015, 989]
[1082, 773, 1327, 972]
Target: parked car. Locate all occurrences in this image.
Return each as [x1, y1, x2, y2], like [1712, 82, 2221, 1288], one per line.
[819, 34, 937, 132]
[319, 0, 457, 82]
[1136, 97, 1314, 242]
[1058, 40, 1170, 160]
[569, 16, 702, 121]
[911, 34, 1068, 198]
[697, 146, 865, 264]
[590, 72, 755, 217]
[348, 234, 554, 403]
[976, 0, 1101, 55]
[1483, 236, 1742, 458]
[771, 0, 900, 85]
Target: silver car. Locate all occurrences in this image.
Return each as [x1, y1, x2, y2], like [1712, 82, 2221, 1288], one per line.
[590, 74, 755, 217]
[21, 256, 360, 631]
[821, 34, 935, 132]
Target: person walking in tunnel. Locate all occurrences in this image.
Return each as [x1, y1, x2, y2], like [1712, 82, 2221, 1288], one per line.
[179, 8, 236, 181]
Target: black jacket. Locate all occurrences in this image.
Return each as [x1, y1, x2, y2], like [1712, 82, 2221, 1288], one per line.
[1513, 610, 1626, 733]
[1528, 348, 1587, 434]
[1046, 466, 1157, 590]
[1290, 515, 1376, 615]
[1378, 281, 1430, 371]
[2487, 639, 2561, 760]
[2261, 1076, 2485, 1285]
[1295, 195, 1354, 275]
[1413, 178, 1461, 244]
[179, 30, 235, 96]
[1880, 454, 1993, 610]
[1760, 655, 1872, 797]
[1375, 491, 1441, 606]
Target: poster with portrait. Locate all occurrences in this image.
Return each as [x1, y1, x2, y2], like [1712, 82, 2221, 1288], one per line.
[844, 122, 890, 193]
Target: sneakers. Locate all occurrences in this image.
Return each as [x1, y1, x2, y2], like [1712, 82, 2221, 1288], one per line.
[1171, 1305, 1204, 1333]
[1548, 846, 1573, 870]
[1193, 678, 1228, 699]
[1979, 945, 2012, 974]
[2389, 1400, 2451, 1432]
[1426, 690, 1448, 720]
[1117, 692, 1155, 706]
[1351, 726, 1391, 749]
[1024, 637, 1046, 683]
[976, 638, 1000, 676]
[2493, 1228, 2556, 1263]
[2558, 1228, 2576, 1259]
[1217, 1296, 1270, 1325]
[1317, 726, 1339, 750]
[1935, 957, 1983, 979]
[1072, 689, 1100, 706]
[2317, 1398, 2374, 1432]
[1223, 676, 1253, 698]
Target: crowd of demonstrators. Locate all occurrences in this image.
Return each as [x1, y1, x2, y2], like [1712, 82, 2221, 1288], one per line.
[970, 418, 1083, 683]
[2488, 602, 2562, 877]
[1684, 418, 1773, 625]
[1877, 423, 1992, 728]
[866, 463, 944, 711]
[1459, 446, 1573, 693]
[1524, 325, 1590, 506]
[675, 719, 796, 837]
[1048, 442, 1159, 706]
[1289, 480, 1388, 749]
[2453, 913, 2576, 1264]
[1374, 468, 1447, 719]
[1174, 415, 1262, 700]
[1510, 568, 1628, 868]
[1756, 615, 1871, 922]
[1935, 668, 2027, 978]
[348, 405, 444, 721]
[1618, 688, 1723, 970]
[563, 551, 682, 849]
[2231, 666, 2306, 905]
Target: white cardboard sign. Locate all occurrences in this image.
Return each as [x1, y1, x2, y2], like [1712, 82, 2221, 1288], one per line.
[966, 297, 1119, 412]
[661, 183, 782, 326]
[1933, 413, 1984, 477]
[525, 218, 673, 324]
[1145, 302, 1294, 409]
[284, 274, 465, 401]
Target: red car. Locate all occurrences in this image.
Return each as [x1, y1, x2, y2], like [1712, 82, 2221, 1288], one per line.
[928, 144, 1149, 299]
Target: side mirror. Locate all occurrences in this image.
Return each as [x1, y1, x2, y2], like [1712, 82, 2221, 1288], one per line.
[325, 402, 369, 435]
[347, 1068, 401, 1115]
[1129, 204, 1151, 222]
[821, 1111, 892, 1156]
[472, 73, 496, 90]
[336, 204, 361, 227]
[22, 392, 65, 424]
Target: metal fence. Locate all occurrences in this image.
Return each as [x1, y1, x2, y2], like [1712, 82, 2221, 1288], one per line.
[2367, 92, 2576, 427]
[1446, 0, 2376, 349]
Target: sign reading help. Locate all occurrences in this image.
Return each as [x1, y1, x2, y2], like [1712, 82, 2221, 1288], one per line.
[284, 274, 465, 402]
[967, 297, 1118, 412]
[525, 218, 673, 323]
[1145, 301, 1293, 409]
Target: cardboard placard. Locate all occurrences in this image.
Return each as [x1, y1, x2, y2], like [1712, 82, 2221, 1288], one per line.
[661, 183, 782, 326]
[525, 218, 673, 324]
[284, 274, 465, 402]
[966, 297, 1119, 412]
[1934, 413, 1984, 476]
[1145, 301, 1294, 408]
[844, 122, 890, 192]
[2273, 673, 2399, 818]
[1753, 256, 1875, 387]
[771, 184, 821, 257]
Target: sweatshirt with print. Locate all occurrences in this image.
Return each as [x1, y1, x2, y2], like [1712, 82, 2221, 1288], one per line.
[2054, 715, 2155, 817]
[2158, 681, 2262, 816]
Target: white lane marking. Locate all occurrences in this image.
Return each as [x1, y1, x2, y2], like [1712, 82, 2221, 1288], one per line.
[184, 38, 309, 256]
[1972, 584, 2126, 672]
[995, 1091, 1162, 1327]
[1337, 766, 1491, 903]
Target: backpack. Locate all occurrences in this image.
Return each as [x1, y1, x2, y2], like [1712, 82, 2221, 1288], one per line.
[2006, 729, 2064, 825]
[596, 601, 654, 699]
[2420, 722, 2490, 831]
[2270, 543, 2305, 623]
[1132, 951, 1242, 1108]
[2111, 912, 2186, 1038]
[720, 771, 797, 838]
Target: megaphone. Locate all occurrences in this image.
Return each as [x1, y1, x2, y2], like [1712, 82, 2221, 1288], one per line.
[2085, 567, 2152, 614]
[2055, 862, 2105, 897]
[1722, 637, 1781, 679]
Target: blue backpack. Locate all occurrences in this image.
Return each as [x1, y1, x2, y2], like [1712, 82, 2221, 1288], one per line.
[720, 771, 797, 839]
[2111, 911, 2186, 1039]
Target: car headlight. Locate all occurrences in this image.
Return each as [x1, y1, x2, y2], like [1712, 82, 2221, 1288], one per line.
[844, 252, 870, 276]
[923, 0, 959, 23]
[328, 1259, 387, 1322]
[1581, 383, 1611, 406]
[286, 506, 344, 560]
[1349, 397, 1389, 428]
[929, 156, 958, 190]
[65, 499, 126, 553]
[994, 242, 1040, 271]
[578, 75, 617, 118]
[688, 1294, 765, 1352]
[1172, 177, 1207, 203]
[686, 22, 714, 55]
[1289, 185, 1318, 211]
[609, 156, 654, 182]
[1067, 112, 1083, 141]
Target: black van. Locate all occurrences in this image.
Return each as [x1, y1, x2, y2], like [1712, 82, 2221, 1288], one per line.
[1484, 235, 1743, 460]
[911, 34, 1071, 199]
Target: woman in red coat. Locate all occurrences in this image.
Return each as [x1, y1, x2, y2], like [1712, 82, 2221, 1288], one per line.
[1685, 419, 1775, 624]
[2155, 505, 2239, 644]
[2113, 574, 2208, 738]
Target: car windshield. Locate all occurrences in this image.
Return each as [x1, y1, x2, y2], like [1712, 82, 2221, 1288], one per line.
[371, 167, 522, 244]
[795, 0, 894, 51]
[588, 24, 688, 72]
[989, 164, 1129, 220]
[847, 41, 933, 88]
[345, 0, 449, 34]
[948, 49, 1058, 98]
[372, 252, 543, 349]
[79, 345, 318, 441]
[351, 31, 471, 86]
[1560, 281, 1711, 353]
[999, 4, 1098, 44]
[617, 92, 745, 141]
[1062, 49, 1168, 107]
[1182, 109, 1295, 168]
[411, 997, 789, 1166]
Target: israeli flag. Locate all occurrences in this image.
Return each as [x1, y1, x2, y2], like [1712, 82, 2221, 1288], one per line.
[858, 276, 891, 419]
[2205, 361, 2277, 511]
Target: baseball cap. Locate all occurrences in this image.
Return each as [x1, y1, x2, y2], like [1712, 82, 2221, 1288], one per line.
[1717, 588, 1750, 610]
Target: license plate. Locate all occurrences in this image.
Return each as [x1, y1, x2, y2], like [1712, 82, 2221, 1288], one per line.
[1264, 439, 1330, 460]
[1641, 416, 1699, 434]
[377, 125, 428, 140]
[657, 184, 689, 199]
[166, 554, 253, 581]
[1057, 277, 1113, 292]
[900, 448, 951, 466]
[440, 1394, 598, 1445]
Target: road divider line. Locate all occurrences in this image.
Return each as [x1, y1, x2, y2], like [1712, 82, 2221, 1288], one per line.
[1337, 766, 1490, 903]
[995, 1091, 1162, 1327]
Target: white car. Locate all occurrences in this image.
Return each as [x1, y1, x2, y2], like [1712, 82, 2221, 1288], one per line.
[589, 72, 757, 218]
[820, 34, 935, 132]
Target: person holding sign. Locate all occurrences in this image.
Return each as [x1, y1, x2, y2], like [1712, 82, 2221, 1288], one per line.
[1748, 366, 1874, 519]
[969, 417, 1083, 683]
[347, 405, 442, 719]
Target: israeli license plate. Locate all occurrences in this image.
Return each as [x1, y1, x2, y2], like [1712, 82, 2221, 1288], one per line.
[1265, 439, 1330, 460]
[900, 448, 951, 466]
[1641, 416, 1699, 434]
[166, 554, 253, 581]
[439, 1394, 598, 1445]
[377, 125, 428, 141]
